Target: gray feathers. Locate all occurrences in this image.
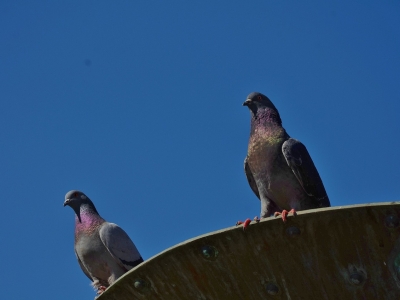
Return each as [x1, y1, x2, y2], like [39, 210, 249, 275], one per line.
[244, 156, 260, 200]
[243, 92, 330, 218]
[99, 222, 143, 270]
[282, 138, 330, 207]
[64, 190, 143, 293]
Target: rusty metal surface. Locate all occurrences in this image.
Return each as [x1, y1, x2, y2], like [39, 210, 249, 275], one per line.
[99, 202, 400, 300]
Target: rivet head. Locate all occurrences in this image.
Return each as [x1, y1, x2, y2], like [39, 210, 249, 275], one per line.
[395, 266, 400, 281]
[349, 272, 365, 285]
[286, 226, 301, 236]
[201, 245, 218, 260]
[385, 215, 399, 228]
[134, 280, 145, 289]
[393, 255, 400, 280]
[133, 279, 150, 293]
[265, 282, 279, 295]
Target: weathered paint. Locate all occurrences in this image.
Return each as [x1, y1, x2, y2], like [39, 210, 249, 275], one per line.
[99, 202, 400, 300]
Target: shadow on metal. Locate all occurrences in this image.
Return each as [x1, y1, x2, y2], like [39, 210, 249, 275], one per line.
[99, 202, 400, 300]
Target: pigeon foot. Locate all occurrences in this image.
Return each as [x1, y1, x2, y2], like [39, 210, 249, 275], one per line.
[236, 216, 260, 230]
[97, 286, 107, 295]
[274, 209, 297, 222]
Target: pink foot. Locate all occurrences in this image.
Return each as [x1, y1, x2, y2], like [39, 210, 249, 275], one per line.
[274, 209, 297, 222]
[236, 216, 260, 230]
[97, 286, 107, 295]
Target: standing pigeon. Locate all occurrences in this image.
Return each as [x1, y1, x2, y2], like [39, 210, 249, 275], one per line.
[64, 190, 143, 295]
[239, 92, 330, 228]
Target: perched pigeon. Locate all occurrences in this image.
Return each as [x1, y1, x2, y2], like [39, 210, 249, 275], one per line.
[64, 190, 143, 295]
[238, 92, 330, 228]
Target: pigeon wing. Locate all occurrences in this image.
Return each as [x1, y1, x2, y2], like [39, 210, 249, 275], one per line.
[282, 138, 330, 207]
[244, 156, 260, 200]
[99, 222, 143, 271]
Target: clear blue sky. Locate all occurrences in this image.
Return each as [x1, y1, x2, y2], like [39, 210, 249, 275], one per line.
[1, 1, 399, 299]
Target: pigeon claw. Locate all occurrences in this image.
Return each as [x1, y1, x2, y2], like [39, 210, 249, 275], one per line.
[97, 286, 107, 295]
[236, 217, 260, 230]
[274, 209, 297, 222]
[236, 218, 251, 230]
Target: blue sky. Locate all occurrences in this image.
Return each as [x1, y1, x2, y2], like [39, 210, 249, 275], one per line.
[1, 1, 399, 299]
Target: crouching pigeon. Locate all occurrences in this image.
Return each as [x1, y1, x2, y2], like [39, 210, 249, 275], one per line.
[64, 190, 143, 295]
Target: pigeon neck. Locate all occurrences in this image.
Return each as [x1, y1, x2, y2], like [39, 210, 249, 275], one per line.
[250, 107, 282, 132]
[74, 203, 104, 225]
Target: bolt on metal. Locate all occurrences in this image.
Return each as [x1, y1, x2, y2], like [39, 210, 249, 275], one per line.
[385, 214, 399, 228]
[201, 245, 219, 260]
[265, 282, 279, 295]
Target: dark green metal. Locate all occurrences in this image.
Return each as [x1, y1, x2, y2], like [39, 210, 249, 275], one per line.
[99, 202, 400, 300]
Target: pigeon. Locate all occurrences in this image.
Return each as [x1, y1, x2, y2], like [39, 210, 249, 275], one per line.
[238, 92, 330, 229]
[64, 190, 143, 295]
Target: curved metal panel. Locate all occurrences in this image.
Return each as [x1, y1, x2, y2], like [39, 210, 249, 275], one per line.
[99, 202, 400, 300]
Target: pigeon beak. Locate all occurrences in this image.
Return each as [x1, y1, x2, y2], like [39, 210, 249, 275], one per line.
[63, 198, 71, 207]
[243, 99, 252, 106]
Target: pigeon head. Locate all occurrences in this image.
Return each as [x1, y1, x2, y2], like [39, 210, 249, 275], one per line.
[64, 190, 91, 208]
[243, 92, 282, 125]
[64, 190, 100, 222]
[243, 92, 278, 111]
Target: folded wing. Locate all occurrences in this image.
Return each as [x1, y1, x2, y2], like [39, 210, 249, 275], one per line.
[99, 222, 143, 271]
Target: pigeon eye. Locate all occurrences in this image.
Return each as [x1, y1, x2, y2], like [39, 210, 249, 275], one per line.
[257, 95, 262, 100]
